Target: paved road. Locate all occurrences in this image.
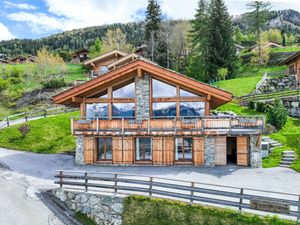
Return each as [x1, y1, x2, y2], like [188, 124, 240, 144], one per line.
[1, 147, 300, 195]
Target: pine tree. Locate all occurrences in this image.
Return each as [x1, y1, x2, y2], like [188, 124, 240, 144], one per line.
[145, 0, 162, 40]
[205, 0, 237, 82]
[187, 0, 209, 81]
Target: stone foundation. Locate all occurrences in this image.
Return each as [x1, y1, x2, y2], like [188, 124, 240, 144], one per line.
[204, 137, 215, 166]
[53, 189, 123, 225]
[257, 75, 297, 94]
[75, 135, 84, 165]
[250, 136, 262, 168]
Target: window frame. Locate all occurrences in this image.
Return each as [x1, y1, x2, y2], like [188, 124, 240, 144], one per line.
[175, 137, 193, 162]
[135, 137, 153, 163]
[96, 137, 113, 162]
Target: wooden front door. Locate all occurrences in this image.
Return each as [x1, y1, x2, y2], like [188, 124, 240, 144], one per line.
[214, 137, 227, 166]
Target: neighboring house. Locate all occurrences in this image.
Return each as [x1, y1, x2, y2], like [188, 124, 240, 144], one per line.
[234, 44, 245, 55]
[279, 51, 300, 80]
[10, 55, 36, 64]
[249, 41, 282, 52]
[84, 50, 127, 77]
[0, 58, 9, 64]
[72, 48, 89, 62]
[135, 44, 147, 56]
[53, 58, 263, 168]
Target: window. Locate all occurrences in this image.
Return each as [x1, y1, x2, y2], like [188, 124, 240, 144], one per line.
[86, 103, 108, 119]
[97, 138, 112, 161]
[180, 89, 200, 97]
[175, 138, 193, 161]
[152, 102, 176, 117]
[112, 103, 135, 118]
[152, 79, 176, 97]
[113, 82, 135, 98]
[100, 66, 109, 75]
[99, 92, 108, 99]
[136, 137, 152, 161]
[180, 102, 205, 117]
[289, 65, 295, 75]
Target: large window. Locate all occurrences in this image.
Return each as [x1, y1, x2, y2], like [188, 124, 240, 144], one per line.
[97, 138, 112, 161]
[180, 89, 200, 97]
[86, 103, 108, 119]
[180, 102, 205, 117]
[152, 79, 176, 97]
[112, 103, 135, 118]
[175, 138, 193, 161]
[113, 82, 135, 98]
[136, 137, 152, 161]
[152, 102, 176, 117]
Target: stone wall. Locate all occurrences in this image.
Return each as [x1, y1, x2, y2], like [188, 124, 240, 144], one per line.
[75, 135, 84, 165]
[53, 189, 123, 225]
[281, 96, 300, 117]
[250, 135, 262, 168]
[135, 73, 150, 120]
[256, 75, 297, 94]
[204, 137, 215, 166]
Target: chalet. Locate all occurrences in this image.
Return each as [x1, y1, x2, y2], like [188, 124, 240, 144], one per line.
[250, 41, 282, 52]
[0, 58, 9, 64]
[84, 50, 127, 77]
[11, 56, 27, 64]
[234, 44, 245, 55]
[53, 57, 263, 168]
[72, 48, 89, 62]
[279, 51, 300, 81]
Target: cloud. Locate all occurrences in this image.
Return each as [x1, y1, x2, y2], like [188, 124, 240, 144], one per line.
[0, 22, 15, 41]
[4, 1, 37, 10]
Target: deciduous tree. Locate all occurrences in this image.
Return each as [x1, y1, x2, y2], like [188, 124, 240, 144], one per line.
[102, 28, 133, 53]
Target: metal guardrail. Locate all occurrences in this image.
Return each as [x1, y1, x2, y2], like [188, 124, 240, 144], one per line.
[55, 170, 300, 222]
[0, 107, 77, 129]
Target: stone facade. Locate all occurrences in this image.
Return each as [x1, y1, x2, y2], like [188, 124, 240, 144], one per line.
[256, 75, 297, 94]
[75, 135, 84, 165]
[204, 137, 215, 166]
[53, 189, 123, 225]
[249, 135, 262, 168]
[135, 73, 150, 120]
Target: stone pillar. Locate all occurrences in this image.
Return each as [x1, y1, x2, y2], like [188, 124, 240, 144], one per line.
[204, 137, 215, 167]
[75, 135, 84, 165]
[250, 135, 262, 168]
[135, 73, 150, 120]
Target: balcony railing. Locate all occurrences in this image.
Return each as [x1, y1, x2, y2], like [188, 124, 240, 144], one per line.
[71, 116, 265, 136]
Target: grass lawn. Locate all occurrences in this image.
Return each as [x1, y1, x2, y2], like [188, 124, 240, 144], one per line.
[270, 46, 300, 53]
[263, 117, 300, 172]
[0, 112, 78, 153]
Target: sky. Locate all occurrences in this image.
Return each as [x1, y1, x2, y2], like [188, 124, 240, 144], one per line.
[0, 0, 299, 41]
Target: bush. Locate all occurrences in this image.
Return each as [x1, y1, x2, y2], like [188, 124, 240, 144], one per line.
[42, 78, 67, 89]
[18, 124, 30, 138]
[248, 101, 255, 110]
[256, 102, 267, 112]
[267, 99, 288, 130]
[0, 78, 8, 93]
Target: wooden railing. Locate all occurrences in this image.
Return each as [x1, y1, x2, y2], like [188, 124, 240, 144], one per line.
[71, 116, 265, 135]
[55, 170, 300, 221]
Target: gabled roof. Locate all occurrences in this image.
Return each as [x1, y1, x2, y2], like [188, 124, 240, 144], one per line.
[107, 53, 153, 69]
[279, 51, 300, 66]
[234, 44, 244, 49]
[83, 50, 127, 67]
[53, 59, 233, 109]
[0, 58, 9, 64]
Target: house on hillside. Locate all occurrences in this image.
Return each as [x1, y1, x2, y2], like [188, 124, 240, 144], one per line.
[10, 55, 36, 64]
[0, 58, 9, 64]
[250, 41, 282, 52]
[279, 51, 300, 80]
[72, 48, 89, 62]
[53, 54, 264, 168]
[234, 44, 245, 55]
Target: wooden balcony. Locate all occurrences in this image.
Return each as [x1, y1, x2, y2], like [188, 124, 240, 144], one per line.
[71, 116, 264, 136]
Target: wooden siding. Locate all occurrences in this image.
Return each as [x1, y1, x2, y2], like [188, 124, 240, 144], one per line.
[193, 137, 204, 166]
[112, 137, 134, 164]
[163, 137, 174, 165]
[237, 136, 249, 166]
[152, 137, 164, 165]
[214, 137, 227, 166]
[112, 137, 123, 164]
[84, 137, 95, 164]
[152, 136, 175, 165]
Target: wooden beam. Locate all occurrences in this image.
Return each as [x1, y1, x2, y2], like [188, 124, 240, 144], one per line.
[152, 97, 206, 102]
[176, 85, 180, 118]
[137, 67, 143, 78]
[72, 97, 83, 103]
[108, 87, 112, 119]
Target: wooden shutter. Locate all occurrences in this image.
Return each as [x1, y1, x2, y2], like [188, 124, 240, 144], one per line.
[152, 137, 163, 165]
[163, 137, 174, 165]
[214, 137, 227, 166]
[84, 137, 95, 164]
[123, 137, 134, 164]
[112, 137, 123, 164]
[237, 136, 249, 166]
[193, 137, 204, 166]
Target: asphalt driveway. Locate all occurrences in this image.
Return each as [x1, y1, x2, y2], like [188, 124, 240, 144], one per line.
[0, 147, 300, 195]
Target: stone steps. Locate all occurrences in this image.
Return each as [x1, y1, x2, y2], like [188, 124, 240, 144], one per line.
[280, 151, 296, 168]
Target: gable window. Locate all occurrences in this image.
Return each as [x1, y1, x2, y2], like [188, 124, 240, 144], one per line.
[86, 103, 108, 119]
[152, 79, 176, 97]
[113, 82, 135, 98]
[175, 138, 193, 161]
[180, 102, 205, 117]
[112, 103, 135, 118]
[152, 102, 176, 117]
[97, 137, 112, 161]
[136, 137, 152, 161]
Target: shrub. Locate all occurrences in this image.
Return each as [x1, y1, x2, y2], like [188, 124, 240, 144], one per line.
[42, 78, 67, 89]
[0, 78, 8, 93]
[18, 124, 30, 138]
[267, 99, 288, 130]
[256, 102, 266, 112]
[248, 101, 255, 110]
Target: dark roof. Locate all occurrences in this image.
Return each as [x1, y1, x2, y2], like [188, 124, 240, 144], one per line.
[279, 51, 300, 66]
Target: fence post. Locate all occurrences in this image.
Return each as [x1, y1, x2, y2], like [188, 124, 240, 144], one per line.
[201, 117, 204, 134]
[96, 118, 99, 133]
[297, 195, 300, 223]
[114, 174, 118, 195]
[190, 182, 195, 205]
[149, 177, 153, 198]
[122, 118, 124, 135]
[84, 172, 88, 192]
[44, 109, 47, 118]
[148, 118, 150, 134]
[229, 117, 232, 135]
[59, 171, 63, 188]
[6, 117, 9, 127]
[239, 188, 244, 212]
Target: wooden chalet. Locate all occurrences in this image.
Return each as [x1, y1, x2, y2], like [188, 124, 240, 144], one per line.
[0, 58, 9, 64]
[11, 55, 27, 64]
[250, 41, 282, 52]
[53, 57, 264, 167]
[279, 51, 300, 80]
[72, 48, 89, 62]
